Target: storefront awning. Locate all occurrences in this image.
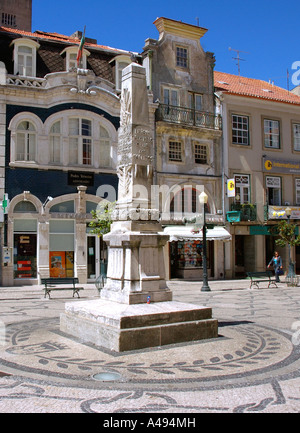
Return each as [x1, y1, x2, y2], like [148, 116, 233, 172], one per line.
[163, 225, 232, 242]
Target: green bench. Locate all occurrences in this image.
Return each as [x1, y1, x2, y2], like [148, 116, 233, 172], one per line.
[41, 277, 84, 299]
[246, 271, 278, 289]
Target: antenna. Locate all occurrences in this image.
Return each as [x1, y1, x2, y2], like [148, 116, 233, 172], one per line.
[229, 47, 249, 76]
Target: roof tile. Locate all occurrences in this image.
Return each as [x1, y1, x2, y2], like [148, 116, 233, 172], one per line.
[214, 71, 300, 106]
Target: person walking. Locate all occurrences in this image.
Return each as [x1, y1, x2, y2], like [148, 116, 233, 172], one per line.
[267, 251, 283, 282]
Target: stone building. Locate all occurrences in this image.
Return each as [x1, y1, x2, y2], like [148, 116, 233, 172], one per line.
[0, 22, 138, 286]
[142, 18, 230, 280]
[0, 0, 32, 32]
[215, 71, 300, 277]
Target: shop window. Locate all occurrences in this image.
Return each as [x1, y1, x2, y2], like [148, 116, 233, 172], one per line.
[13, 219, 37, 279]
[49, 220, 75, 277]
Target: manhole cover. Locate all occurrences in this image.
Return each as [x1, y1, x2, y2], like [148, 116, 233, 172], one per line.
[92, 372, 123, 382]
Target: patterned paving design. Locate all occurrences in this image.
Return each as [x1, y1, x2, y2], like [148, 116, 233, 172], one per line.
[0, 282, 300, 412]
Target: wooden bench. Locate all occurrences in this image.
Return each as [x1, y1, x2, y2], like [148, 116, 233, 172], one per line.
[41, 277, 84, 299]
[246, 271, 278, 289]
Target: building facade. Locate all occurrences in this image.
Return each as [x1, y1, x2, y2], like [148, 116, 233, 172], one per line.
[0, 23, 138, 286]
[142, 18, 230, 281]
[215, 71, 300, 278]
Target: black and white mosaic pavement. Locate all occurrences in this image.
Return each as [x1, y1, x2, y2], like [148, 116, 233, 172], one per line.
[0, 281, 300, 413]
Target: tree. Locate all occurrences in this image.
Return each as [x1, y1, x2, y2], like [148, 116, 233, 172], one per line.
[275, 220, 300, 248]
[89, 200, 115, 237]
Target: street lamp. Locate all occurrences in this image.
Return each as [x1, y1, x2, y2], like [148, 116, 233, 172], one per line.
[199, 192, 211, 292]
[285, 206, 295, 278]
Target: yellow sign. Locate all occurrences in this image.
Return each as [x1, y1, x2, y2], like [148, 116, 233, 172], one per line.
[227, 178, 235, 197]
[265, 160, 273, 170]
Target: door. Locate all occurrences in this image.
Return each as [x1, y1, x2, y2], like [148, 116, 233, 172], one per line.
[87, 235, 107, 281]
[87, 235, 100, 281]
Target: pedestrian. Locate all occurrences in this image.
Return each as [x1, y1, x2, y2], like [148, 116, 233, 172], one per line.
[267, 251, 283, 282]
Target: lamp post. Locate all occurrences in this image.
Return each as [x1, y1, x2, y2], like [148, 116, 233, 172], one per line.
[285, 206, 295, 278]
[199, 192, 211, 292]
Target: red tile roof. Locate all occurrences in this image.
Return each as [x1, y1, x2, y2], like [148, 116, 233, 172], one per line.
[0, 25, 131, 55]
[214, 71, 300, 106]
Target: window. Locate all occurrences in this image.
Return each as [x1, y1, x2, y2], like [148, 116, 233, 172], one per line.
[176, 46, 188, 68]
[163, 88, 179, 106]
[49, 121, 61, 163]
[194, 143, 207, 164]
[61, 46, 89, 70]
[234, 174, 250, 204]
[232, 114, 250, 146]
[293, 123, 300, 151]
[13, 219, 37, 279]
[266, 176, 281, 205]
[169, 141, 182, 162]
[16, 121, 36, 161]
[2, 13, 16, 27]
[264, 119, 280, 148]
[11, 39, 40, 77]
[69, 118, 92, 165]
[112, 55, 131, 91]
[99, 125, 111, 167]
[296, 179, 300, 205]
[188, 93, 202, 111]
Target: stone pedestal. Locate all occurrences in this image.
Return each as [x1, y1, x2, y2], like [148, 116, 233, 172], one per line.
[60, 299, 218, 352]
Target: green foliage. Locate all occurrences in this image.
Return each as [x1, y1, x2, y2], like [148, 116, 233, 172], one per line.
[275, 220, 300, 247]
[88, 201, 115, 237]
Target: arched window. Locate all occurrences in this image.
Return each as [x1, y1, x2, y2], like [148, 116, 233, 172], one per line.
[13, 201, 37, 213]
[49, 121, 61, 163]
[16, 121, 36, 161]
[69, 118, 92, 165]
[99, 125, 111, 167]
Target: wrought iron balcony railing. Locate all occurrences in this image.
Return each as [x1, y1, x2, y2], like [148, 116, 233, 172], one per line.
[156, 104, 222, 130]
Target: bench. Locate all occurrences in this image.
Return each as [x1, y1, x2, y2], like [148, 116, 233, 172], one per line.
[246, 271, 278, 289]
[41, 277, 84, 299]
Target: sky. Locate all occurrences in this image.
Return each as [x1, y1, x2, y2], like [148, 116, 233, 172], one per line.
[32, 0, 299, 90]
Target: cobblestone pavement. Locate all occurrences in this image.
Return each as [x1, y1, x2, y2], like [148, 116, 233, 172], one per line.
[0, 279, 300, 413]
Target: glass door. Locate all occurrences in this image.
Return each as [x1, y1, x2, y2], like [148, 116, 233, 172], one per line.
[87, 235, 99, 281]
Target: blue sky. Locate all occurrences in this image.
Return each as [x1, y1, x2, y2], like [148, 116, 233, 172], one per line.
[32, 0, 299, 90]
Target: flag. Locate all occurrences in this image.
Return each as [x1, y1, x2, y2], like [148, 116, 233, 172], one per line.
[77, 26, 86, 67]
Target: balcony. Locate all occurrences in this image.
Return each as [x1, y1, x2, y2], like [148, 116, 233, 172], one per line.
[156, 104, 222, 130]
[227, 203, 257, 222]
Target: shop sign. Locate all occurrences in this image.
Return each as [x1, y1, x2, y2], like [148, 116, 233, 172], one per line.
[263, 157, 300, 174]
[227, 179, 235, 197]
[268, 206, 300, 220]
[68, 171, 94, 187]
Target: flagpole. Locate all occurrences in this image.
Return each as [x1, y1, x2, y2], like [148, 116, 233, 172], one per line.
[77, 25, 86, 69]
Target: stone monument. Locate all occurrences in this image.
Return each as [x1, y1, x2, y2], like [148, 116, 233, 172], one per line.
[60, 63, 218, 352]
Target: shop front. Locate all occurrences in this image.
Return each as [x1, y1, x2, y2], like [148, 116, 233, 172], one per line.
[164, 225, 231, 280]
[3, 187, 104, 286]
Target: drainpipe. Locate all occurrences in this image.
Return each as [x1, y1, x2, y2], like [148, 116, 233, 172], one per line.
[215, 91, 226, 279]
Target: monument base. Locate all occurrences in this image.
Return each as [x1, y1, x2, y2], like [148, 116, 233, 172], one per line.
[60, 299, 218, 352]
